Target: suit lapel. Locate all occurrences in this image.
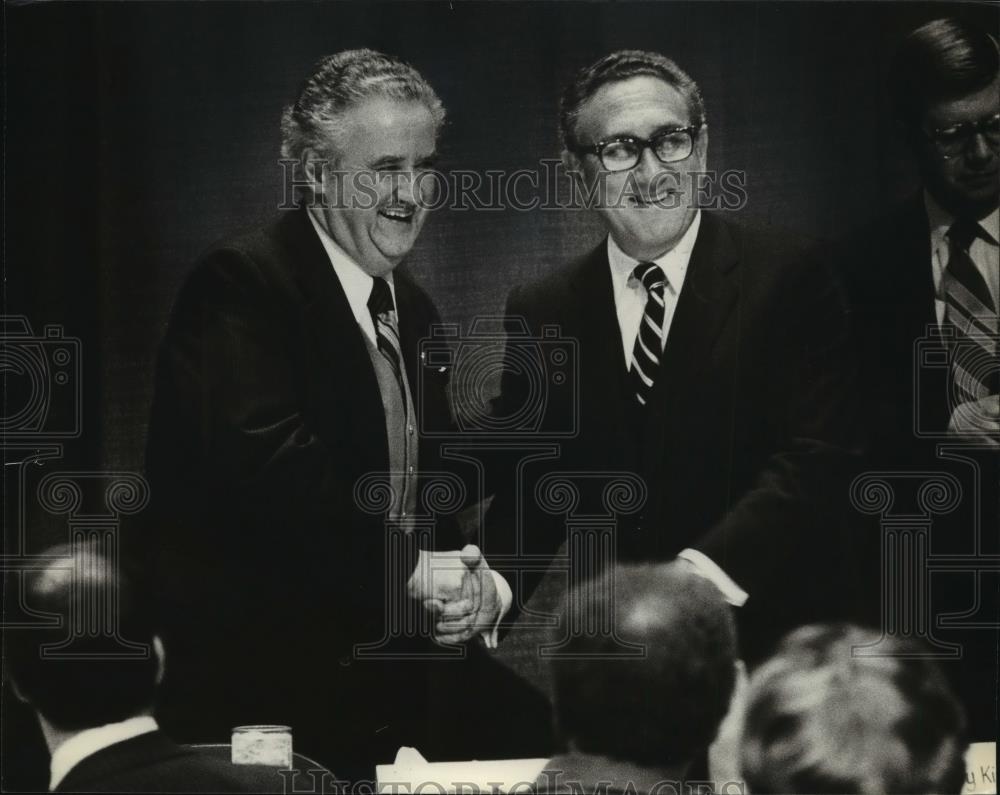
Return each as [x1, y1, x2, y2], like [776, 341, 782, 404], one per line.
[655, 212, 740, 406]
[896, 195, 938, 335]
[280, 209, 388, 471]
[569, 241, 632, 401]
[392, 268, 428, 394]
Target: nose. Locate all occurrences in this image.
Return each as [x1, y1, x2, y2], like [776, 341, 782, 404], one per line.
[635, 144, 667, 179]
[393, 171, 417, 204]
[965, 131, 995, 164]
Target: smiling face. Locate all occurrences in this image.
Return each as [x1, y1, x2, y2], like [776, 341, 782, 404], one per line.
[567, 76, 707, 261]
[918, 75, 1000, 219]
[312, 97, 438, 276]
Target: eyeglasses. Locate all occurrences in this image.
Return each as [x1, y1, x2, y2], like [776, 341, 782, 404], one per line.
[574, 126, 702, 172]
[923, 112, 1000, 159]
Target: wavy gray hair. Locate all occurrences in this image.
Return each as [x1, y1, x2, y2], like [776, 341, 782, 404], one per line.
[281, 49, 446, 165]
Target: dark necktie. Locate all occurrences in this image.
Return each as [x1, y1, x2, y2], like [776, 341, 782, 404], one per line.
[630, 261, 668, 406]
[368, 277, 404, 385]
[942, 219, 998, 405]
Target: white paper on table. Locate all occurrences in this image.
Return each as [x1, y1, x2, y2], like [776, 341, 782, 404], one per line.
[962, 742, 997, 795]
[376, 748, 548, 794]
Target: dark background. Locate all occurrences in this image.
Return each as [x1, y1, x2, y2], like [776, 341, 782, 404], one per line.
[3, 1, 997, 791]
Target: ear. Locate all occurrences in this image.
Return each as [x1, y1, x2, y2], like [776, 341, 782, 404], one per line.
[152, 635, 166, 687]
[561, 148, 582, 177]
[695, 125, 709, 166]
[8, 678, 29, 705]
[301, 146, 328, 194]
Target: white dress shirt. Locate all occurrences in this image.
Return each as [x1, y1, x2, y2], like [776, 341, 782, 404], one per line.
[49, 715, 158, 791]
[306, 210, 512, 646]
[925, 192, 1000, 324]
[606, 212, 748, 608]
[608, 210, 701, 363]
[307, 210, 397, 344]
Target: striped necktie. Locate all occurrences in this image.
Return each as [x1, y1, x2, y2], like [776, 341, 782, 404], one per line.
[368, 276, 404, 386]
[942, 219, 999, 406]
[630, 261, 668, 406]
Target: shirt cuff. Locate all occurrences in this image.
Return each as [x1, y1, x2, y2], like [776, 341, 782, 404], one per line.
[481, 570, 512, 649]
[677, 548, 749, 607]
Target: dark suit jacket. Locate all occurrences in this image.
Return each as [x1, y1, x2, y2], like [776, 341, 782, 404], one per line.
[838, 194, 950, 466]
[487, 213, 861, 659]
[55, 731, 281, 793]
[838, 196, 999, 741]
[142, 208, 465, 775]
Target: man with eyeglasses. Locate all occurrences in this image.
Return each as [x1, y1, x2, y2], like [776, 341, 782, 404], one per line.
[486, 50, 860, 665]
[838, 18, 999, 744]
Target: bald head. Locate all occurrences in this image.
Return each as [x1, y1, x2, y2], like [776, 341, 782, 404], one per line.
[551, 562, 738, 769]
[6, 542, 160, 732]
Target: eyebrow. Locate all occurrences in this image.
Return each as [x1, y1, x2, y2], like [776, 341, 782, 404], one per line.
[368, 151, 439, 169]
[369, 155, 406, 169]
[602, 123, 693, 141]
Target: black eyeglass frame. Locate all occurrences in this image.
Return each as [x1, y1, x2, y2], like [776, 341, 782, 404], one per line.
[572, 124, 704, 171]
[922, 112, 1000, 160]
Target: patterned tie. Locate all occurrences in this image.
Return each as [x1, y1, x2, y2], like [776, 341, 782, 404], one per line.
[368, 277, 404, 385]
[630, 261, 668, 406]
[942, 219, 999, 406]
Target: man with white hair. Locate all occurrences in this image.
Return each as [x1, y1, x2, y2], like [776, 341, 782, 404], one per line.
[144, 49, 526, 780]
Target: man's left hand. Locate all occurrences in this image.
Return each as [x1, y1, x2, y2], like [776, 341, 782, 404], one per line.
[426, 549, 501, 645]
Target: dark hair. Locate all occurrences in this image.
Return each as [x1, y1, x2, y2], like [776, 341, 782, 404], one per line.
[5, 542, 160, 731]
[740, 624, 968, 795]
[560, 49, 707, 151]
[551, 563, 737, 769]
[281, 48, 445, 163]
[890, 18, 999, 127]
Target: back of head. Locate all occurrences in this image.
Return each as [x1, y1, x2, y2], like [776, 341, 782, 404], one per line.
[551, 562, 737, 770]
[889, 17, 999, 128]
[740, 624, 967, 794]
[5, 542, 160, 732]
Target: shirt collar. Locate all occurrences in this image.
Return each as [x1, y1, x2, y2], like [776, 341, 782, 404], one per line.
[924, 190, 1000, 246]
[607, 210, 702, 291]
[306, 209, 396, 328]
[49, 715, 158, 791]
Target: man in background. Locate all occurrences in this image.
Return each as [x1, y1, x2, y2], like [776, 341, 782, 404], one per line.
[535, 562, 739, 794]
[842, 17, 998, 457]
[838, 18, 999, 741]
[5, 542, 280, 793]
[740, 623, 968, 794]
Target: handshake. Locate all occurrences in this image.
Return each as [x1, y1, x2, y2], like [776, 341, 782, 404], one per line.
[406, 544, 506, 647]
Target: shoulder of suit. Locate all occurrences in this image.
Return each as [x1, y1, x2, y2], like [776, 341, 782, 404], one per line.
[704, 212, 811, 262]
[836, 195, 927, 254]
[507, 241, 605, 311]
[179, 212, 307, 304]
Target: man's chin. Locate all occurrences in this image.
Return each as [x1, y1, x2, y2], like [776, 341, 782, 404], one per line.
[613, 224, 688, 260]
[370, 234, 419, 269]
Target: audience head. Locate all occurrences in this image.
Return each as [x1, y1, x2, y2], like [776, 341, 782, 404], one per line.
[6, 542, 163, 735]
[550, 562, 738, 772]
[740, 623, 967, 794]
